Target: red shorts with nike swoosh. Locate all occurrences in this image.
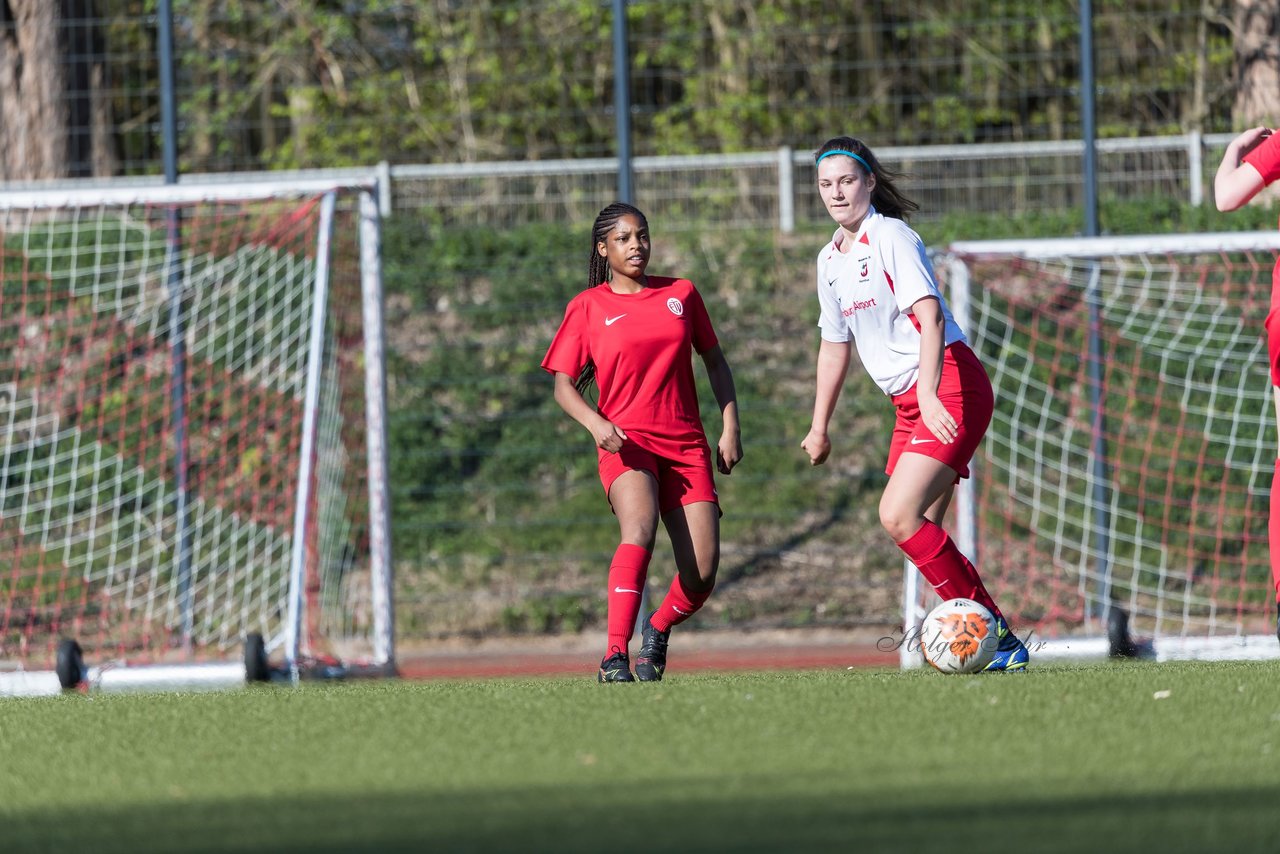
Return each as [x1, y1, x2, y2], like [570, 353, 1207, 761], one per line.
[598, 440, 719, 515]
[886, 342, 993, 480]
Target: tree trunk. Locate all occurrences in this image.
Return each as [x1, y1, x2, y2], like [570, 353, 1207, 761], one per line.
[0, 0, 115, 181]
[1233, 0, 1280, 126]
[62, 0, 115, 177]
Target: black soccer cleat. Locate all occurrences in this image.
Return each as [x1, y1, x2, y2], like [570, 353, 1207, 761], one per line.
[634, 613, 670, 682]
[598, 650, 635, 683]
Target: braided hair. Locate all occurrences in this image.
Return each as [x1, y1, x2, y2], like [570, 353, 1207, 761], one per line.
[574, 202, 649, 395]
[815, 137, 919, 221]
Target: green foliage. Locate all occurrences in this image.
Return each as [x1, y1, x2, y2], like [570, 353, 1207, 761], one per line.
[383, 195, 1280, 635]
[97, 3, 1246, 172]
[500, 593, 595, 633]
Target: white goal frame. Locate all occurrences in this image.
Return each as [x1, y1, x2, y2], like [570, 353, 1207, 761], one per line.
[0, 178, 394, 695]
[901, 230, 1280, 667]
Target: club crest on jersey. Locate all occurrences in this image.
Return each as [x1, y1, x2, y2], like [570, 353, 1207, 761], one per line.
[667, 297, 684, 316]
[858, 259, 870, 281]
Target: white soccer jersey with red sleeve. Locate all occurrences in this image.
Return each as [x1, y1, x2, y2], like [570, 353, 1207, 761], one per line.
[815, 209, 966, 396]
[542, 276, 717, 460]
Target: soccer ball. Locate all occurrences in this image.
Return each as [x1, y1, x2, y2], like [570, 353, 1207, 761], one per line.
[919, 597, 998, 674]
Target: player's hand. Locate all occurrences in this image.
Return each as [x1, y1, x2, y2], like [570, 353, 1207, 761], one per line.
[917, 393, 957, 445]
[801, 429, 831, 466]
[1238, 126, 1274, 158]
[717, 431, 742, 474]
[593, 418, 627, 453]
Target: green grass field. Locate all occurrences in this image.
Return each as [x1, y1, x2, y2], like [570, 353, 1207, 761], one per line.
[4, 661, 1279, 853]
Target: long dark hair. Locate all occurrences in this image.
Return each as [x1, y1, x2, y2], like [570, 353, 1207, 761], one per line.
[575, 202, 649, 395]
[815, 136, 919, 221]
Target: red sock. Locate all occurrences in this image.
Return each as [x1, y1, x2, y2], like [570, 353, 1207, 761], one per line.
[650, 574, 713, 632]
[606, 544, 652, 655]
[897, 520, 1003, 621]
[1270, 460, 1280, 606]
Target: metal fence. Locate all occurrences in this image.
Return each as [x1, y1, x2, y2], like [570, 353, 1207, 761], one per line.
[0, 131, 1239, 231]
[385, 132, 1231, 231]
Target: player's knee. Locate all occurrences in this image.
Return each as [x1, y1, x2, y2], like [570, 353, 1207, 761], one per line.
[700, 559, 719, 589]
[619, 523, 657, 551]
[677, 552, 718, 591]
[684, 567, 717, 594]
[699, 550, 720, 587]
[878, 501, 915, 543]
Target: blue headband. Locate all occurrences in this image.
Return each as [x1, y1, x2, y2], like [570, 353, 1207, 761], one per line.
[817, 149, 872, 173]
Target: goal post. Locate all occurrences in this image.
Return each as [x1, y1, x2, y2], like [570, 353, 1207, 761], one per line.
[0, 178, 394, 695]
[902, 230, 1280, 666]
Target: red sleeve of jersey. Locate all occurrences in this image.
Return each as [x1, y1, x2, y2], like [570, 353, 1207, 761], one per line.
[687, 284, 719, 354]
[541, 296, 589, 376]
[1243, 133, 1280, 185]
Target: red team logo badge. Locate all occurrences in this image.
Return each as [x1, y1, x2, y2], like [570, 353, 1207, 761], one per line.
[859, 259, 870, 280]
[667, 297, 684, 316]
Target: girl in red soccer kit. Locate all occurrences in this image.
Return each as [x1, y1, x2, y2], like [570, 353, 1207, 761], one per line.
[799, 136, 1029, 671]
[1215, 125, 1280, 641]
[543, 202, 742, 682]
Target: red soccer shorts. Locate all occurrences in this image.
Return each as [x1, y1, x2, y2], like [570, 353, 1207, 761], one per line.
[887, 342, 994, 480]
[598, 441, 719, 515]
[1267, 261, 1280, 385]
[1266, 305, 1280, 386]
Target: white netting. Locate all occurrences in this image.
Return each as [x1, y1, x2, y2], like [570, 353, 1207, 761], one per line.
[934, 233, 1280, 654]
[0, 184, 387, 670]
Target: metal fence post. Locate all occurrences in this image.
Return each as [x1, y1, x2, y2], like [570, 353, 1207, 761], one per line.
[778, 145, 794, 233]
[1188, 129, 1203, 207]
[377, 160, 393, 218]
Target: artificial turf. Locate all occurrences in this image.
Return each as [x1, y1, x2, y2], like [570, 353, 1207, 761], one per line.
[3, 660, 1278, 852]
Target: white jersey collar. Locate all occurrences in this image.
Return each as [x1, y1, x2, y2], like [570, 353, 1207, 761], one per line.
[831, 206, 879, 254]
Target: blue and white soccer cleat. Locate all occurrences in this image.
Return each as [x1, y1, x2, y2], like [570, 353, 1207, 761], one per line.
[983, 616, 1030, 672]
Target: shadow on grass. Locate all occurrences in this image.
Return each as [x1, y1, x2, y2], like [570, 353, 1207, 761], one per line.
[11, 777, 1280, 853]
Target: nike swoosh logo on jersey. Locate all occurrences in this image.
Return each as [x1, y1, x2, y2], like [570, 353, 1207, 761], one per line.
[827, 279, 838, 287]
[604, 314, 627, 326]
[613, 587, 641, 594]
[910, 436, 936, 445]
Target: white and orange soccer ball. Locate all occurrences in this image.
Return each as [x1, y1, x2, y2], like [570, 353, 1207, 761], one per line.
[920, 597, 999, 673]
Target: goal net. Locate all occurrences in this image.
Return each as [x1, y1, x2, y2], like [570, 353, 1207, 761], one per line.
[901, 231, 1280, 665]
[0, 179, 393, 694]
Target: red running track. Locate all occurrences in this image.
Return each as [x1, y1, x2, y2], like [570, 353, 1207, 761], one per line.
[395, 635, 899, 680]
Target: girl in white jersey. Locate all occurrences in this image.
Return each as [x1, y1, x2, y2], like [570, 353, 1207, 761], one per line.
[799, 136, 1028, 672]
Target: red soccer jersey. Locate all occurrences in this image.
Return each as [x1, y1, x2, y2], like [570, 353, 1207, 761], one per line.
[1244, 134, 1280, 292]
[542, 276, 719, 460]
[1243, 132, 1280, 186]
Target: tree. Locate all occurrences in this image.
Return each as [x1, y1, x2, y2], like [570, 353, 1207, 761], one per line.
[0, 0, 115, 180]
[7, 3, 1253, 176]
[1231, 0, 1280, 126]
